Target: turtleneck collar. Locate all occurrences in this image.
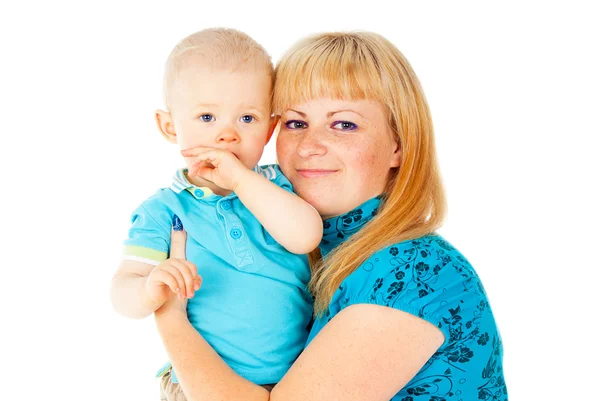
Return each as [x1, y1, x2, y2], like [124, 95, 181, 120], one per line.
[319, 196, 383, 256]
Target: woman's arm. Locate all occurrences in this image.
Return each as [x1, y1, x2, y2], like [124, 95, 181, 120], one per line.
[270, 304, 444, 401]
[158, 223, 444, 401]
[155, 224, 270, 401]
[155, 306, 270, 401]
[156, 300, 444, 401]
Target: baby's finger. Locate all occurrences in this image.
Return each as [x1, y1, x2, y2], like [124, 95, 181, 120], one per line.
[180, 147, 205, 157]
[151, 270, 180, 294]
[190, 160, 214, 176]
[194, 165, 215, 181]
[190, 153, 219, 170]
[162, 264, 187, 299]
[181, 146, 217, 157]
[193, 275, 202, 291]
[171, 259, 196, 298]
[183, 260, 201, 293]
[183, 260, 198, 277]
[170, 215, 187, 260]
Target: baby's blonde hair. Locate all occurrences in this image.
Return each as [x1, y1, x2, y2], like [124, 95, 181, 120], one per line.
[163, 28, 274, 108]
[274, 32, 446, 316]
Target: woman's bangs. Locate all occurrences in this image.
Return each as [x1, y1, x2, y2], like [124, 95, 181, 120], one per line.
[273, 41, 385, 113]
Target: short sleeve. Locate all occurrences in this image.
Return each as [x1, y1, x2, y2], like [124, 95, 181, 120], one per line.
[339, 235, 488, 345]
[256, 164, 293, 192]
[122, 196, 172, 265]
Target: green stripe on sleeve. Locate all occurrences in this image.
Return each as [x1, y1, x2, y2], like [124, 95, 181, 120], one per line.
[123, 245, 168, 262]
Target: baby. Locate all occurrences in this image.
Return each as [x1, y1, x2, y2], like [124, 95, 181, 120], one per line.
[110, 28, 321, 397]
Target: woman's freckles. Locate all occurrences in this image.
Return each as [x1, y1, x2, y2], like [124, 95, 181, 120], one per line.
[275, 99, 397, 217]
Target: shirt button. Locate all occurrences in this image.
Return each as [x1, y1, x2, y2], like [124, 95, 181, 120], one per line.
[230, 228, 242, 239]
[222, 200, 232, 210]
[194, 189, 204, 198]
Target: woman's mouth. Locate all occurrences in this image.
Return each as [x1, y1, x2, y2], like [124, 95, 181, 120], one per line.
[296, 169, 338, 178]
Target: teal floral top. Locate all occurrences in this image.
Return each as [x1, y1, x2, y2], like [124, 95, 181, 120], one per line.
[306, 197, 508, 401]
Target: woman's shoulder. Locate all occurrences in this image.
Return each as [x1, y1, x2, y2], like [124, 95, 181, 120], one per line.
[375, 233, 478, 279]
[374, 234, 468, 262]
[353, 233, 478, 285]
[335, 234, 499, 349]
[340, 234, 488, 321]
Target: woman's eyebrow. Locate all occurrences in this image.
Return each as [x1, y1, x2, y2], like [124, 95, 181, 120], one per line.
[285, 109, 365, 118]
[286, 109, 306, 117]
[327, 109, 364, 118]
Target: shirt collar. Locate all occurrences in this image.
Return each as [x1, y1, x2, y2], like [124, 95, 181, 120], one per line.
[169, 169, 216, 200]
[319, 196, 383, 256]
[169, 166, 267, 200]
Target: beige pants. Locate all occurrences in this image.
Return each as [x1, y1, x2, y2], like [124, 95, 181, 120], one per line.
[159, 369, 275, 401]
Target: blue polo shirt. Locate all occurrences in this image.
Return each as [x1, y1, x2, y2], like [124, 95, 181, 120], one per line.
[307, 197, 508, 400]
[123, 165, 313, 385]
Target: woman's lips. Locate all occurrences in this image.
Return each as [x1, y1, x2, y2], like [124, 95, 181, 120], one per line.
[296, 169, 338, 178]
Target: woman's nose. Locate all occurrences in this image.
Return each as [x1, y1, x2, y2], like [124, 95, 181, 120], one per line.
[216, 126, 240, 143]
[297, 129, 327, 158]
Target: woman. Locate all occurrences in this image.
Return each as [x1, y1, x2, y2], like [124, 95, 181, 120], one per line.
[155, 31, 507, 401]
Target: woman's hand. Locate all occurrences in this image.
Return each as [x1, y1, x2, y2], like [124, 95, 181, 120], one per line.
[182, 146, 253, 191]
[155, 215, 199, 317]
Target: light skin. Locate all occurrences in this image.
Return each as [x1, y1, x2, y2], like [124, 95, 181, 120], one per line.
[154, 98, 446, 401]
[157, 59, 276, 194]
[110, 60, 322, 319]
[276, 98, 402, 218]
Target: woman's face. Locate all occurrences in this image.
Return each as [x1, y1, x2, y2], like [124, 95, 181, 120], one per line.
[276, 98, 402, 219]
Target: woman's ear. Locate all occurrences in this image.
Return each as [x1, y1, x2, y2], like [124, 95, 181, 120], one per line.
[390, 141, 402, 168]
[266, 115, 280, 143]
[155, 109, 177, 143]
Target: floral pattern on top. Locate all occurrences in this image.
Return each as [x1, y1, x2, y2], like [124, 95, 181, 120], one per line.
[307, 197, 507, 401]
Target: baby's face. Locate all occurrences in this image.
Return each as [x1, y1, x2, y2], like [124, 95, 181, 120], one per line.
[168, 60, 273, 170]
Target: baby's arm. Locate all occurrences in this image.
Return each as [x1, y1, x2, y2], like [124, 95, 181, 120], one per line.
[235, 170, 322, 254]
[111, 258, 200, 319]
[114, 201, 201, 318]
[184, 147, 322, 254]
[111, 260, 162, 319]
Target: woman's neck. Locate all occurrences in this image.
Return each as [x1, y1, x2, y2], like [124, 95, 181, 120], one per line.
[319, 196, 383, 256]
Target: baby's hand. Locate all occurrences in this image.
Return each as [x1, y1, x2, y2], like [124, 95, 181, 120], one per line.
[182, 147, 252, 191]
[145, 258, 201, 306]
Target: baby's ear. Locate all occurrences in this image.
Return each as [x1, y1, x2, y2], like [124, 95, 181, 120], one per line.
[155, 109, 177, 143]
[266, 115, 280, 143]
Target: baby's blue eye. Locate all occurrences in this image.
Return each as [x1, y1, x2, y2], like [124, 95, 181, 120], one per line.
[284, 120, 308, 129]
[240, 115, 255, 123]
[332, 121, 357, 131]
[200, 114, 215, 122]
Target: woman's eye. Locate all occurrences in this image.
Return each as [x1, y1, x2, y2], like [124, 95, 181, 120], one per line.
[284, 120, 308, 129]
[240, 115, 255, 123]
[199, 114, 215, 122]
[332, 121, 357, 131]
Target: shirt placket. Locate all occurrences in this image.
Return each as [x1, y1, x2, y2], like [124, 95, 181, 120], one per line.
[217, 198, 254, 269]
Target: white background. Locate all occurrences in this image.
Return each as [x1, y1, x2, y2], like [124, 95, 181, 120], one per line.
[1, 1, 598, 400]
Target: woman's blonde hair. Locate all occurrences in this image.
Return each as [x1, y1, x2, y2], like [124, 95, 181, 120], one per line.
[273, 32, 446, 316]
[163, 28, 274, 108]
